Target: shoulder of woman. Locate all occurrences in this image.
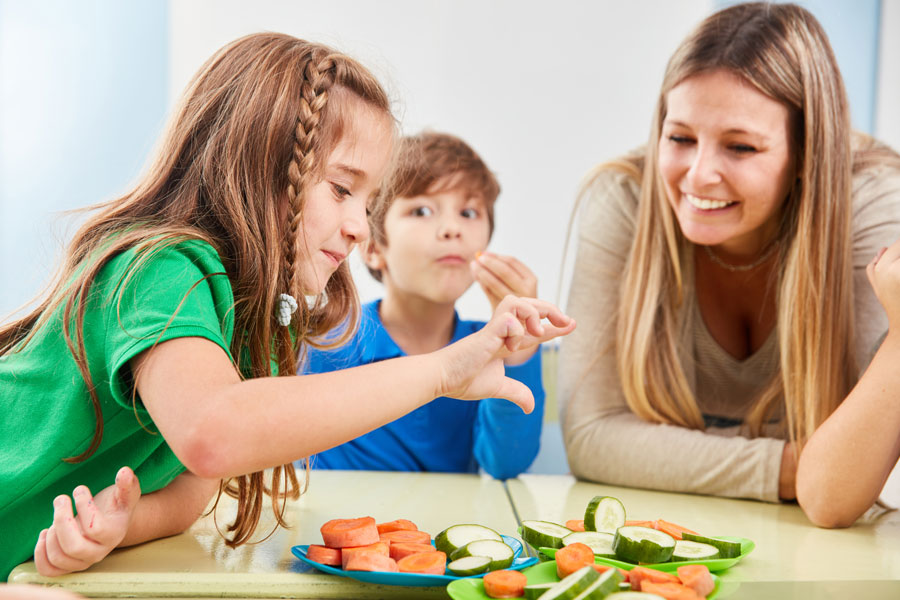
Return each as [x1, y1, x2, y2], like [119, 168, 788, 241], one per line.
[577, 149, 644, 221]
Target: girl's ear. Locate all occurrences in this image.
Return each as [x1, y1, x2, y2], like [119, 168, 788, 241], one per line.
[363, 239, 386, 271]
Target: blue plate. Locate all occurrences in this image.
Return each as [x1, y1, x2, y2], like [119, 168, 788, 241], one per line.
[291, 534, 538, 587]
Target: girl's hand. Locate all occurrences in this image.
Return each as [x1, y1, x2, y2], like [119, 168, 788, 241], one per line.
[470, 252, 539, 311]
[868, 239, 900, 328]
[435, 295, 575, 411]
[34, 467, 142, 576]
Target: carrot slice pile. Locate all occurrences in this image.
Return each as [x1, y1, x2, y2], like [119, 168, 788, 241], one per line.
[483, 569, 527, 598]
[340, 541, 390, 569]
[306, 544, 341, 566]
[629, 566, 680, 590]
[396, 550, 447, 575]
[677, 564, 715, 597]
[376, 519, 418, 534]
[641, 581, 704, 599]
[379, 529, 432, 545]
[555, 542, 595, 579]
[344, 551, 399, 573]
[655, 519, 698, 541]
[565, 519, 586, 532]
[320, 516, 380, 548]
[389, 542, 435, 561]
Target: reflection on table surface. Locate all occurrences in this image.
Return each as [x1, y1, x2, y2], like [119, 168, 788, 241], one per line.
[8, 470, 900, 599]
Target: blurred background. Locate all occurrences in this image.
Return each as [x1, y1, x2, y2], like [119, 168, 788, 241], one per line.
[1, 0, 898, 474]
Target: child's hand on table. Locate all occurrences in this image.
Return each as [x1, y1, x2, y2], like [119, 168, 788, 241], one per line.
[34, 467, 141, 576]
[436, 295, 574, 413]
[471, 252, 540, 365]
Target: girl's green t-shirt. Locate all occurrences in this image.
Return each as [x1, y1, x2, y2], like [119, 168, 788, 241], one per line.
[0, 239, 235, 580]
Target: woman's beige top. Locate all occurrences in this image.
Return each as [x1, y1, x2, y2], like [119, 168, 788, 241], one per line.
[560, 158, 900, 502]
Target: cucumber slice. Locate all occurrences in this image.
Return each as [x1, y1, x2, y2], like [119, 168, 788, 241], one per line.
[538, 565, 600, 600]
[434, 524, 502, 555]
[671, 539, 720, 561]
[449, 539, 514, 571]
[524, 582, 556, 600]
[562, 531, 616, 557]
[520, 520, 572, 549]
[613, 526, 675, 564]
[584, 496, 626, 534]
[571, 567, 623, 599]
[446, 555, 491, 576]
[682, 532, 742, 558]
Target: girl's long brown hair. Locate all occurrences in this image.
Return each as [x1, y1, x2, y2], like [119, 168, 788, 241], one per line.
[612, 3, 879, 449]
[0, 33, 392, 546]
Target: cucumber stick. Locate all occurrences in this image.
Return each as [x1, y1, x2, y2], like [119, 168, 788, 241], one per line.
[537, 565, 599, 600]
[434, 524, 502, 555]
[570, 568, 624, 599]
[449, 539, 513, 571]
[671, 539, 719, 561]
[524, 583, 556, 600]
[682, 532, 742, 559]
[446, 555, 491, 576]
[520, 520, 572, 549]
[613, 525, 675, 564]
[584, 496, 626, 534]
[562, 531, 616, 557]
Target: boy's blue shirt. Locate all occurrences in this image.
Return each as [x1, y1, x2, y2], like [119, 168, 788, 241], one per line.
[302, 299, 544, 479]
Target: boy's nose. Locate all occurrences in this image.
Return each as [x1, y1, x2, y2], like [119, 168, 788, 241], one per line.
[438, 218, 462, 240]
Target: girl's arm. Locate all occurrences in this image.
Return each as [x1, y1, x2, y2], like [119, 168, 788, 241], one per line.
[133, 296, 574, 480]
[34, 468, 218, 576]
[797, 242, 900, 528]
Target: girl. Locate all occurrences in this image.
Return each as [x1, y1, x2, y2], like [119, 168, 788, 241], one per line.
[560, 3, 900, 503]
[0, 33, 574, 579]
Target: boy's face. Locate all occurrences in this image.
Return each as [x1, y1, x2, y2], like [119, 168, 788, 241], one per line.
[367, 182, 491, 305]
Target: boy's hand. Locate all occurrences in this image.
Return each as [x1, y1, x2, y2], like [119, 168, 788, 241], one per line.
[34, 467, 141, 576]
[471, 252, 538, 311]
[867, 239, 900, 328]
[436, 295, 575, 411]
[471, 253, 540, 365]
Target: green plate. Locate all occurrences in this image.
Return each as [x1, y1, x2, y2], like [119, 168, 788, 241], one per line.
[538, 536, 754, 573]
[446, 560, 721, 599]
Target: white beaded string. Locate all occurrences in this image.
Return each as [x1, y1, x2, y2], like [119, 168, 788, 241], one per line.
[276, 293, 298, 326]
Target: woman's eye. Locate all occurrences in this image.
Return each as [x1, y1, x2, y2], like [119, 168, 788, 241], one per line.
[461, 208, 479, 219]
[730, 143, 758, 154]
[332, 183, 351, 199]
[412, 206, 433, 217]
[668, 135, 694, 145]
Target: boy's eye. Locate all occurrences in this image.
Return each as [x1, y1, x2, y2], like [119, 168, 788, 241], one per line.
[332, 183, 351, 199]
[412, 206, 433, 217]
[461, 208, 480, 219]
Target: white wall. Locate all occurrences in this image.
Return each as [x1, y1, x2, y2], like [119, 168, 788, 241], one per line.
[877, 0, 900, 153]
[169, 0, 713, 321]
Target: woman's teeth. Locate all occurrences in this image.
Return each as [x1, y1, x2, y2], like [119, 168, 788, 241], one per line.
[685, 194, 734, 210]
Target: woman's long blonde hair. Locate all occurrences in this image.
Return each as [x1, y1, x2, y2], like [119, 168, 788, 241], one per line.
[0, 33, 392, 546]
[614, 2, 865, 449]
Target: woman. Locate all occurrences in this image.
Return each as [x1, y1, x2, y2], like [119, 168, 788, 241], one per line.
[560, 2, 900, 504]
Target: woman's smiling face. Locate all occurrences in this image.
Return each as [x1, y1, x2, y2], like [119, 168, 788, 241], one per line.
[658, 68, 798, 257]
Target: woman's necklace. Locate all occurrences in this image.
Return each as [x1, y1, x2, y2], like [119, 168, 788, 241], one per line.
[703, 241, 779, 272]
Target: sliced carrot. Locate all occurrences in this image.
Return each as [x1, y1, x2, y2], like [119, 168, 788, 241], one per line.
[483, 569, 527, 599]
[306, 544, 341, 566]
[629, 566, 681, 591]
[654, 519, 698, 541]
[555, 542, 595, 579]
[340, 541, 390, 569]
[344, 551, 399, 573]
[379, 529, 432, 545]
[677, 564, 715, 597]
[592, 563, 630, 581]
[625, 519, 657, 528]
[565, 519, 586, 532]
[640, 581, 704, 600]
[376, 519, 418, 534]
[321, 517, 380, 548]
[396, 550, 447, 575]
[389, 542, 436, 561]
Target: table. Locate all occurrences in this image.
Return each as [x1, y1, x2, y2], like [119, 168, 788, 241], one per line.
[9, 471, 900, 598]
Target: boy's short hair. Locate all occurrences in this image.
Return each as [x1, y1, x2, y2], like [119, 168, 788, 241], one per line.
[367, 131, 500, 282]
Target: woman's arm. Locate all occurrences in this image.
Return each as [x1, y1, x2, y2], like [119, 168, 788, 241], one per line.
[133, 296, 574, 480]
[560, 169, 784, 501]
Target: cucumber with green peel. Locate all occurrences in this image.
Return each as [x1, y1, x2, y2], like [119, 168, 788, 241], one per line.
[671, 539, 720, 561]
[584, 496, 626, 534]
[682, 532, 742, 558]
[446, 555, 491, 576]
[537, 565, 600, 600]
[524, 582, 556, 600]
[617, 581, 633, 591]
[449, 539, 514, 571]
[570, 567, 624, 599]
[434, 524, 502, 555]
[613, 526, 675, 564]
[562, 531, 617, 557]
[520, 520, 573, 550]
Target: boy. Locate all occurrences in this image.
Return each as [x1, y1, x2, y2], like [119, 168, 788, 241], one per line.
[302, 131, 544, 479]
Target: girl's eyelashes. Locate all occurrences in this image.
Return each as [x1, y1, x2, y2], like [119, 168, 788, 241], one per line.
[331, 183, 351, 199]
